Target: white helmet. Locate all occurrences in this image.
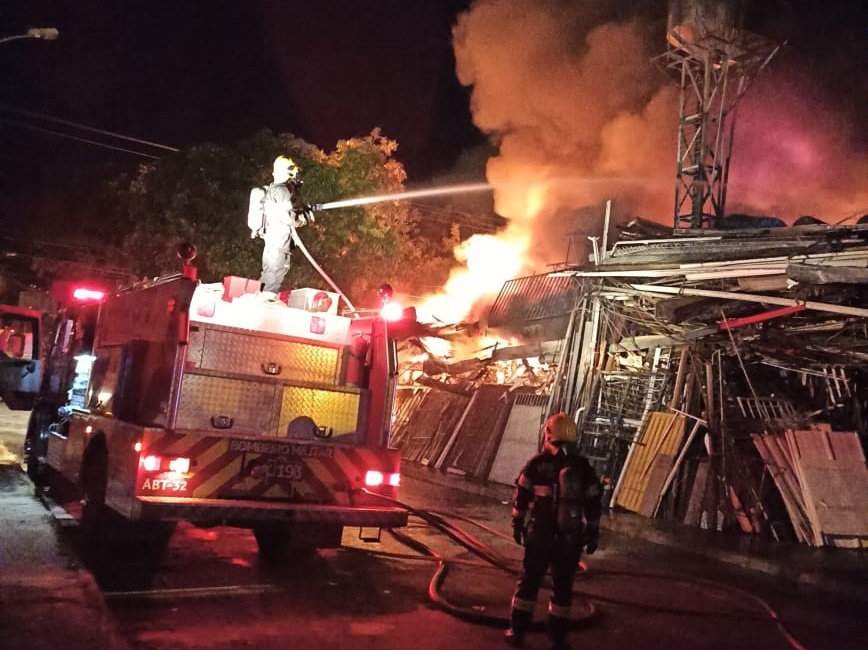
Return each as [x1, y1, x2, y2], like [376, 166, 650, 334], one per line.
[273, 155, 299, 179]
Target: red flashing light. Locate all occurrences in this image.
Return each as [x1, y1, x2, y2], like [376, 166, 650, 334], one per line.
[72, 287, 106, 302]
[381, 301, 404, 322]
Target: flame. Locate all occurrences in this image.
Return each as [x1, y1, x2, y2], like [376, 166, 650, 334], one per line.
[408, 0, 865, 371]
[415, 181, 547, 328]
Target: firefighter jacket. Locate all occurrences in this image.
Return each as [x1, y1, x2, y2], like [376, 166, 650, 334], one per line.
[263, 182, 297, 242]
[512, 443, 602, 544]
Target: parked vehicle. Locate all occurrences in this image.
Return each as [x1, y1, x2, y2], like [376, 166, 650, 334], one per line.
[24, 254, 414, 557]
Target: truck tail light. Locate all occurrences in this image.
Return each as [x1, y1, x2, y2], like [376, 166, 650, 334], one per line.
[141, 454, 191, 475]
[168, 457, 190, 474]
[364, 470, 400, 487]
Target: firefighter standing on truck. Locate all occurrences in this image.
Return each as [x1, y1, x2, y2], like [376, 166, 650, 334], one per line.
[252, 155, 312, 298]
[505, 412, 602, 650]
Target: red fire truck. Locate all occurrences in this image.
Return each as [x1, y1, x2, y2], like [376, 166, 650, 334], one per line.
[24, 257, 412, 556]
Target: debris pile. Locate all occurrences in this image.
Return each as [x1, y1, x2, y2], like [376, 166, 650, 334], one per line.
[393, 220, 868, 547]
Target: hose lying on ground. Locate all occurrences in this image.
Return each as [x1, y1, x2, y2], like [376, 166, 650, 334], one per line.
[358, 489, 810, 649]
[359, 489, 598, 630]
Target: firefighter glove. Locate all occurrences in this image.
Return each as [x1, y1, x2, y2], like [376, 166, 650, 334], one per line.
[512, 516, 526, 546]
[584, 524, 600, 555]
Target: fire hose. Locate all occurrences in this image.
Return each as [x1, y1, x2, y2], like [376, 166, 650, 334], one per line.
[359, 489, 598, 630]
[357, 489, 809, 649]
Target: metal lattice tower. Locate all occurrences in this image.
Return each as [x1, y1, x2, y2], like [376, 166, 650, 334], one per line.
[654, 0, 780, 230]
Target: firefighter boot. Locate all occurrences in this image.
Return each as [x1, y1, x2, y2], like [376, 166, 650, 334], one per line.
[504, 608, 532, 646]
[548, 613, 571, 650]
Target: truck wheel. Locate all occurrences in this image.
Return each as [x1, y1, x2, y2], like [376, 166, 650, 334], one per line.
[23, 406, 52, 485]
[79, 432, 110, 544]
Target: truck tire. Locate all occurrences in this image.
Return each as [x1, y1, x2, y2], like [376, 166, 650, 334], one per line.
[79, 432, 111, 545]
[23, 406, 53, 485]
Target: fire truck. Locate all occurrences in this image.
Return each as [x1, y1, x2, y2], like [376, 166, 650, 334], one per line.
[24, 252, 412, 556]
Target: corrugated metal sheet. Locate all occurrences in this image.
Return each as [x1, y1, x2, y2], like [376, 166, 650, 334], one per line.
[390, 390, 470, 465]
[614, 412, 686, 512]
[488, 274, 578, 329]
[488, 393, 548, 486]
[440, 385, 511, 479]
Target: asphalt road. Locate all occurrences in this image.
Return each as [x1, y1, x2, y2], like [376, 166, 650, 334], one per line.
[0, 401, 29, 463]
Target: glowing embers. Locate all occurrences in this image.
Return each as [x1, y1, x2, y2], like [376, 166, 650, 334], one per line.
[364, 470, 400, 487]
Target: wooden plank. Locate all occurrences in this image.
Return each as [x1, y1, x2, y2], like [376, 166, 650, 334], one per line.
[786, 427, 868, 546]
[638, 453, 675, 517]
[683, 459, 709, 527]
[751, 435, 811, 543]
[786, 429, 824, 546]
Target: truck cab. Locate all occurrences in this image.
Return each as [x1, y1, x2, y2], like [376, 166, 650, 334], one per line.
[0, 305, 43, 410]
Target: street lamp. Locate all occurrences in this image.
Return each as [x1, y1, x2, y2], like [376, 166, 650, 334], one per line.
[0, 28, 60, 45]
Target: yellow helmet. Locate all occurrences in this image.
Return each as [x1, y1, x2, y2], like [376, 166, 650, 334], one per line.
[273, 155, 299, 178]
[544, 412, 577, 445]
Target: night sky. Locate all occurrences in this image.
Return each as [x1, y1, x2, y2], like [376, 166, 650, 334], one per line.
[0, 1, 864, 233]
[0, 1, 481, 194]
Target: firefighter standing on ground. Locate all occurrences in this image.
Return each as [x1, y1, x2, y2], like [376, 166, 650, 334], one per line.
[253, 155, 312, 297]
[506, 412, 602, 650]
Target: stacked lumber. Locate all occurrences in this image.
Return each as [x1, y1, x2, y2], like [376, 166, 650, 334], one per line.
[752, 425, 868, 548]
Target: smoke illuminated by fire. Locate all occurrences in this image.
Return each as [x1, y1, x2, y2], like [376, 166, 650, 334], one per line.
[414, 0, 866, 349]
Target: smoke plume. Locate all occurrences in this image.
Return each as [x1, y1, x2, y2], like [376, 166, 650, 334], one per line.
[418, 0, 866, 332]
[453, 0, 865, 234]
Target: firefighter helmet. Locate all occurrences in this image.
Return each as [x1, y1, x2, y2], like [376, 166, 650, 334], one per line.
[544, 412, 577, 445]
[273, 155, 299, 179]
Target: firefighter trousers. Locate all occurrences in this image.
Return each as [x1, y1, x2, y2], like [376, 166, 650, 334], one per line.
[260, 234, 291, 294]
[510, 536, 581, 643]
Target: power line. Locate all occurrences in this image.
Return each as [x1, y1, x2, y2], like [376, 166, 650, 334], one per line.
[0, 117, 160, 159]
[0, 102, 179, 152]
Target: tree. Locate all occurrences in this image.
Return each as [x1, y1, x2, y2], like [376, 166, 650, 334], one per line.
[109, 129, 456, 307]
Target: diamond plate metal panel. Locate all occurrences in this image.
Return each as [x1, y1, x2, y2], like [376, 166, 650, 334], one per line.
[174, 373, 279, 435]
[196, 326, 340, 385]
[278, 386, 361, 439]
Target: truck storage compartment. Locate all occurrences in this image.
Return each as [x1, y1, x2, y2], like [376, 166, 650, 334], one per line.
[173, 373, 279, 434]
[187, 323, 343, 386]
